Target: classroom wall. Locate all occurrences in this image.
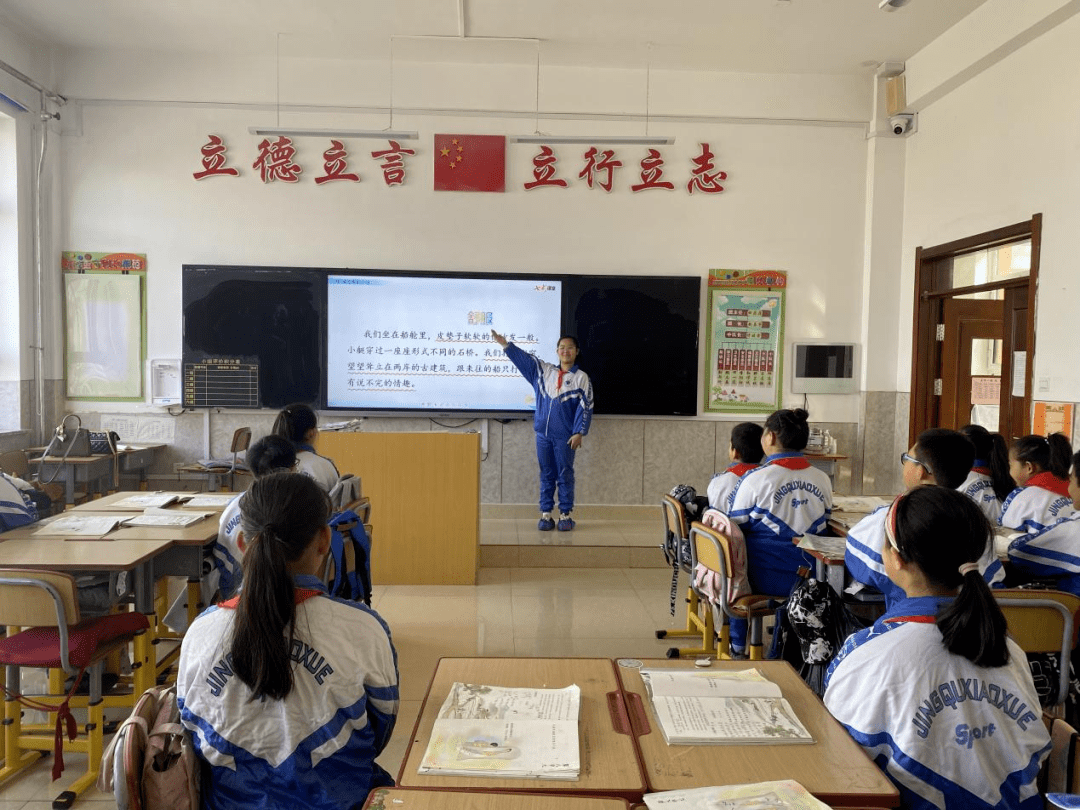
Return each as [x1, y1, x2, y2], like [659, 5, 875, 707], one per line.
[899, 4, 1080, 438]
[21, 45, 886, 502]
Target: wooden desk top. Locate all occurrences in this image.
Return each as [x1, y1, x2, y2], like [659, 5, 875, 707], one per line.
[0, 534, 172, 570]
[70, 491, 232, 513]
[615, 658, 898, 808]
[398, 657, 646, 799]
[1, 510, 219, 546]
[363, 788, 629, 810]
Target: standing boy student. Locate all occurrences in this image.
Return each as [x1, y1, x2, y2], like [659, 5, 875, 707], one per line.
[492, 329, 593, 531]
[845, 427, 1004, 608]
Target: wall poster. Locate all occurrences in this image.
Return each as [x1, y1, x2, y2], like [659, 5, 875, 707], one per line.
[704, 269, 787, 414]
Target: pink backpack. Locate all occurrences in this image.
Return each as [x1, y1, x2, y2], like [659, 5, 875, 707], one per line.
[98, 684, 199, 810]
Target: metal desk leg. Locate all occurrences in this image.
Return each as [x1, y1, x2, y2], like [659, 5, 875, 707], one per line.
[131, 561, 157, 696]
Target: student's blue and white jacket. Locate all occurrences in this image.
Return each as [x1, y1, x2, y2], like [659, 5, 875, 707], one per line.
[0, 472, 37, 531]
[824, 596, 1050, 810]
[213, 495, 244, 599]
[706, 462, 759, 513]
[728, 453, 832, 589]
[1007, 513, 1080, 596]
[999, 472, 1076, 534]
[503, 342, 593, 440]
[958, 468, 1003, 524]
[845, 504, 1004, 607]
[295, 443, 340, 493]
[177, 575, 398, 810]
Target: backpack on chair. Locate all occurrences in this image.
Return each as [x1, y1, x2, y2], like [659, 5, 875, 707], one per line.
[98, 684, 199, 810]
[326, 509, 373, 604]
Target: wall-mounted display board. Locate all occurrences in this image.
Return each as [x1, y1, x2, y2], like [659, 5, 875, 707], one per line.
[62, 252, 147, 401]
[182, 266, 700, 417]
[703, 269, 786, 414]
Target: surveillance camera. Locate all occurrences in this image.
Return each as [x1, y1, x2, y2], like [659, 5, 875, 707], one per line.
[889, 114, 915, 136]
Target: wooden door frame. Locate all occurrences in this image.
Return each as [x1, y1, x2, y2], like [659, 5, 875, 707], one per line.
[908, 214, 1041, 446]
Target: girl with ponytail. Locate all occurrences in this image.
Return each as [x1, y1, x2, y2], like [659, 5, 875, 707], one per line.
[727, 408, 832, 654]
[999, 433, 1076, 533]
[958, 424, 1015, 522]
[824, 486, 1049, 809]
[273, 402, 341, 492]
[178, 472, 398, 810]
[1007, 450, 1080, 597]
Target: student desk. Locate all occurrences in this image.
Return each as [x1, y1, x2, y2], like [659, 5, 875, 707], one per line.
[29, 444, 165, 505]
[615, 658, 899, 808]
[68, 490, 233, 512]
[398, 657, 647, 801]
[363, 788, 630, 810]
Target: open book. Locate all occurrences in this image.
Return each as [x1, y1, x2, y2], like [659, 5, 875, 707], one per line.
[109, 493, 184, 510]
[644, 781, 833, 810]
[639, 668, 813, 745]
[121, 509, 212, 528]
[34, 515, 121, 537]
[417, 682, 581, 780]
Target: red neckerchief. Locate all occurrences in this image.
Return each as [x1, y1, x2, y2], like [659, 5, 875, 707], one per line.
[728, 462, 759, 478]
[768, 456, 812, 471]
[971, 466, 991, 476]
[884, 615, 936, 625]
[219, 588, 322, 610]
[1025, 471, 1071, 498]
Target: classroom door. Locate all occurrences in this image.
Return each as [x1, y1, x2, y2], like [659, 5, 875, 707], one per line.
[940, 299, 1004, 431]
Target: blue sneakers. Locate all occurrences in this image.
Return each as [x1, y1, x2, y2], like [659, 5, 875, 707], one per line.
[537, 513, 556, 531]
[557, 513, 575, 531]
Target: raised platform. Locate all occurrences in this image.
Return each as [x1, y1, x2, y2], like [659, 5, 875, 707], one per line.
[479, 504, 667, 569]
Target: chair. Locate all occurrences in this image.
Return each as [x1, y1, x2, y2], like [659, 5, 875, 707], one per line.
[690, 520, 786, 661]
[177, 426, 251, 492]
[655, 495, 713, 658]
[994, 588, 1080, 708]
[1044, 716, 1080, 797]
[328, 473, 362, 513]
[0, 569, 149, 808]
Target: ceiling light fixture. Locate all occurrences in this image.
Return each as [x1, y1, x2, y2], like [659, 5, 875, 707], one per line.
[878, 0, 912, 10]
[513, 41, 675, 148]
[248, 127, 418, 140]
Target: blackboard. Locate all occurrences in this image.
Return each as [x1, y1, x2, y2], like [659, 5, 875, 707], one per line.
[182, 266, 325, 409]
[182, 266, 700, 415]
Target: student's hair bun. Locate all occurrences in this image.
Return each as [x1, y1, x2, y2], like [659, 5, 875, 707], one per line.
[792, 408, 809, 423]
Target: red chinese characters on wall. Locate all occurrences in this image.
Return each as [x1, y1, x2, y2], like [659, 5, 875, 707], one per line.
[371, 140, 416, 187]
[192, 135, 240, 180]
[579, 147, 622, 193]
[314, 140, 360, 184]
[630, 149, 675, 192]
[253, 136, 303, 183]
[687, 143, 727, 195]
[522, 145, 568, 190]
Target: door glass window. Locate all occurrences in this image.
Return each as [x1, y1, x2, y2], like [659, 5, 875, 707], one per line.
[969, 337, 1003, 432]
[951, 240, 1031, 289]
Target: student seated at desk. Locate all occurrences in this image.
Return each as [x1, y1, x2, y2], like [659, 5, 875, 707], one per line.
[706, 422, 764, 513]
[178, 472, 398, 810]
[0, 470, 38, 530]
[825, 487, 1050, 810]
[958, 424, 1014, 524]
[727, 408, 831, 654]
[164, 435, 300, 633]
[999, 433, 1076, 534]
[846, 429, 1004, 608]
[1005, 451, 1080, 597]
[273, 402, 341, 492]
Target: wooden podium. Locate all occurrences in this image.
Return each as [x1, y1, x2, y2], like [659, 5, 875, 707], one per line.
[318, 431, 480, 585]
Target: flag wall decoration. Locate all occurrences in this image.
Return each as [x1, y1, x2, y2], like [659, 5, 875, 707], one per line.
[433, 134, 506, 192]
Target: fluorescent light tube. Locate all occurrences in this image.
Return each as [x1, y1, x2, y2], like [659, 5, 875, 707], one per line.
[248, 127, 419, 140]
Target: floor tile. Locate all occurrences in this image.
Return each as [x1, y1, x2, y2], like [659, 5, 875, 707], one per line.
[510, 593, 656, 638]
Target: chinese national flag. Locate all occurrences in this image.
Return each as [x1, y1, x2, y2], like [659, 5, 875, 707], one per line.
[433, 134, 506, 192]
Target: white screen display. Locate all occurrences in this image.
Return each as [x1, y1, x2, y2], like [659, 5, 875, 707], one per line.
[326, 274, 563, 411]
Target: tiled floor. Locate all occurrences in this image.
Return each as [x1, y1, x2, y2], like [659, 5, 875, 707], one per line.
[1, 514, 691, 808]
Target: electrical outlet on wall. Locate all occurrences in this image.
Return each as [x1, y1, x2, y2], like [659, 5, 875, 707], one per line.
[1038, 377, 1051, 392]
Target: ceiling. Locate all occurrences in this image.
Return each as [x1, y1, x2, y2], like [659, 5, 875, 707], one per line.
[0, 0, 988, 74]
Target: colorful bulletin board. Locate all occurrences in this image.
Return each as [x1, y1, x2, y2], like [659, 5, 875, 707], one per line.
[1032, 401, 1073, 440]
[62, 252, 147, 401]
[704, 269, 787, 414]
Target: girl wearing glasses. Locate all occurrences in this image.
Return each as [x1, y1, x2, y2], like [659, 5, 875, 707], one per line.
[999, 433, 1076, 534]
[845, 429, 1003, 608]
[825, 486, 1049, 809]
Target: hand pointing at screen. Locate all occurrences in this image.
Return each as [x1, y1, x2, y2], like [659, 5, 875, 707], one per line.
[491, 329, 508, 348]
